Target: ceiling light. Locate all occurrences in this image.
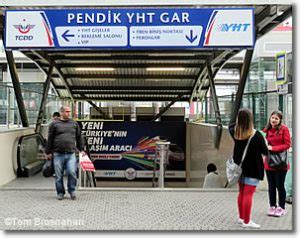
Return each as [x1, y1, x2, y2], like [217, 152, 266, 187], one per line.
[146, 67, 185, 71]
[145, 79, 183, 82]
[75, 78, 117, 81]
[67, 53, 112, 57]
[75, 67, 115, 71]
[148, 53, 196, 57]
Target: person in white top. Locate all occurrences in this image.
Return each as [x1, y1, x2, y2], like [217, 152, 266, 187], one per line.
[203, 163, 224, 188]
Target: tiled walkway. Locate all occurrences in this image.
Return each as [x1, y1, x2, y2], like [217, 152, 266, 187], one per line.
[0, 188, 293, 231]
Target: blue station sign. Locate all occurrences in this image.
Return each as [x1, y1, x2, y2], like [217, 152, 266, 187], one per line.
[4, 8, 255, 50]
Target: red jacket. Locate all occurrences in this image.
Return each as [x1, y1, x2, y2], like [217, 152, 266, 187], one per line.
[263, 124, 291, 171]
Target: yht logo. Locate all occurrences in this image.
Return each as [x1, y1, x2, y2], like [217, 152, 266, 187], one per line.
[105, 171, 116, 176]
[14, 19, 35, 34]
[218, 23, 251, 32]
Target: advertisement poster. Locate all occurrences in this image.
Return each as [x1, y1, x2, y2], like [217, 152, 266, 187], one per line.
[78, 121, 186, 180]
[276, 52, 286, 84]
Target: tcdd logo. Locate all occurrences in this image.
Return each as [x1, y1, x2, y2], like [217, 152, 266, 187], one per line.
[125, 168, 137, 180]
[14, 19, 35, 34]
[217, 23, 251, 32]
[13, 19, 35, 41]
[15, 35, 34, 41]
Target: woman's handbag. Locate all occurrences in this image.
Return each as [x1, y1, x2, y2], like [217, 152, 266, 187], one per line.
[268, 151, 288, 169]
[226, 131, 256, 187]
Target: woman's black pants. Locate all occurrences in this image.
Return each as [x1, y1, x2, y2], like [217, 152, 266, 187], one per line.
[266, 170, 287, 209]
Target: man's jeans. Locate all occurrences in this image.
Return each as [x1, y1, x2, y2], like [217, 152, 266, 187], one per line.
[53, 152, 77, 195]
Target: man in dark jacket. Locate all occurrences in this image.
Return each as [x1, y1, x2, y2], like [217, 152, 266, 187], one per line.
[46, 105, 84, 200]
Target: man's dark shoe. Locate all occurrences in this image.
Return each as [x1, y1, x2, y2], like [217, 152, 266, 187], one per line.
[70, 193, 76, 200]
[57, 194, 64, 200]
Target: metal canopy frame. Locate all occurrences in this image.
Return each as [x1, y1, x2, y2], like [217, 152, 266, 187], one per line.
[0, 0, 293, 7]
[35, 63, 54, 132]
[0, 4, 290, 103]
[230, 49, 254, 124]
[206, 61, 221, 126]
[81, 95, 111, 119]
[151, 94, 184, 121]
[0, 4, 292, 126]
[5, 50, 29, 127]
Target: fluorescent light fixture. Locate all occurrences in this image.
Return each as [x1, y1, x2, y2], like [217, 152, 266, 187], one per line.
[146, 67, 185, 71]
[75, 67, 115, 71]
[67, 53, 112, 57]
[145, 79, 183, 82]
[77, 78, 117, 81]
[148, 53, 196, 57]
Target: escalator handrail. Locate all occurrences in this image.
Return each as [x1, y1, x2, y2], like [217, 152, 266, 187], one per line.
[17, 133, 46, 173]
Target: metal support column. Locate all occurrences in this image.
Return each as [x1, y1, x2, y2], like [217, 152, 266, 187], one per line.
[7, 88, 11, 127]
[151, 94, 183, 121]
[278, 95, 284, 112]
[5, 50, 29, 127]
[206, 61, 222, 126]
[78, 101, 82, 119]
[251, 93, 256, 126]
[35, 64, 54, 133]
[206, 61, 223, 149]
[230, 49, 254, 124]
[205, 96, 208, 123]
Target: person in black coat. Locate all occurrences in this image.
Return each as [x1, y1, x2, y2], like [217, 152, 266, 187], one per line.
[229, 108, 268, 229]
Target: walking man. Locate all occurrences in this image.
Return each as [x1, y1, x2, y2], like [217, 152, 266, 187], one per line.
[46, 106, 84, 200]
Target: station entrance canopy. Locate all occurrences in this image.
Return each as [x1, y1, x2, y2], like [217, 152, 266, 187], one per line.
[1, 4, 292, 102]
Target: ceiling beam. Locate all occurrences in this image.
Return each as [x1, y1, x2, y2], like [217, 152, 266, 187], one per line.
[58, 63, 205, 68]
[257, 6, 292, 37]
[73, 96, 190, 102]
[64, 74, 196, 79]
[71, 90, 191, 95]
[255, 5, 271, 24]
[68, 86, 192, 90]
[51, 55, 210, 61]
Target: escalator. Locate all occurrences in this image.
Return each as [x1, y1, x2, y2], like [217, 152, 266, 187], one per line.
[17, 133, 46, 177]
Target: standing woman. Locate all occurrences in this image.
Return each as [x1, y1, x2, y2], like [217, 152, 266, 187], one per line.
[264, 111, 291, 217]
[229, 108, 268, 229]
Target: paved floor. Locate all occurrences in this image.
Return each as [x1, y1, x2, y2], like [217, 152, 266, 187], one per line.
[0, 188, 293, 231]
[0, 173, 293, 231]
[1, 172, 194, 189]
[2, 173, 65, 189]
